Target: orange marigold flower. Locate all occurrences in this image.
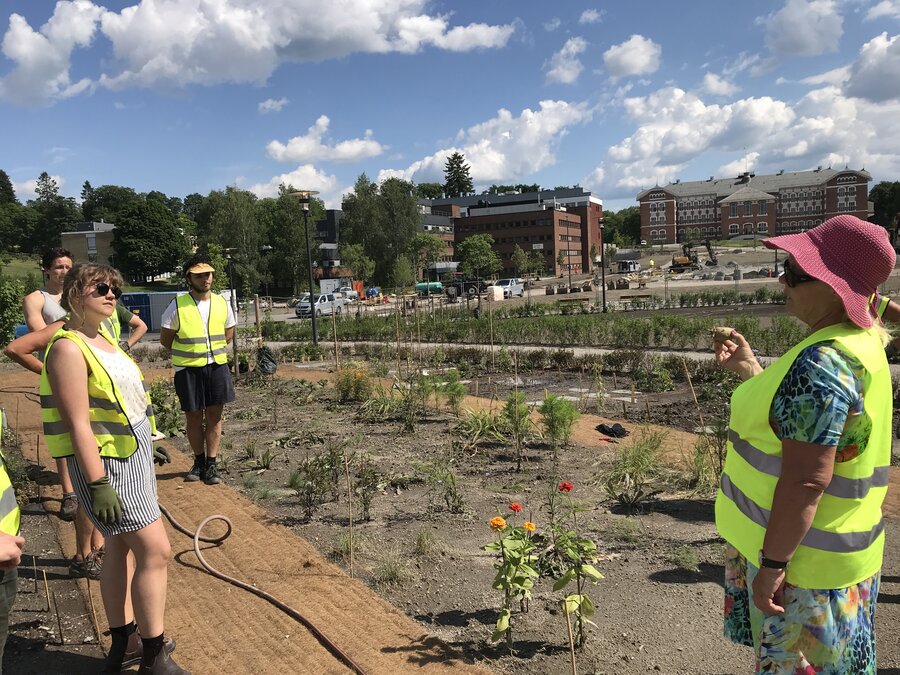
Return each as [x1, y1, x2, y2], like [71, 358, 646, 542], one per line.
[523, 521, 536, 532]
[508, 502, 522, 513]
[558, 481, 574, 493]
[489, 516, 507, 531]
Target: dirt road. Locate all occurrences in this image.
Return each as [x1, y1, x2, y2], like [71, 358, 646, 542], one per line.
[0, 367, 488, 675]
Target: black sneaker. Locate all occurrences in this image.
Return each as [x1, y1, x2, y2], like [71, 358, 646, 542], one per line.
[202, 462, 220, 485]
[185, 455, 205, 482]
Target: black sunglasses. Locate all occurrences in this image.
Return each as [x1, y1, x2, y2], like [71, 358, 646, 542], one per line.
[782, 259, 814, 288]
[94, 282, 123, 299]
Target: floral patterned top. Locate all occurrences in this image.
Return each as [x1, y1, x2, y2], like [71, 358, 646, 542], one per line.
[723, 340, 880, 674]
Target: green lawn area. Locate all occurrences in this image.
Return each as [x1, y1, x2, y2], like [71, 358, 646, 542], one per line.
[1, 254, 40, 279]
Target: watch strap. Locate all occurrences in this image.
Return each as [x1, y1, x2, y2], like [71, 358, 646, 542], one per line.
[759, 553, 789, 570]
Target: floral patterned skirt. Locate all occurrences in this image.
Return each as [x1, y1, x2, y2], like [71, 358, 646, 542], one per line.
[723, 546, 879, 674]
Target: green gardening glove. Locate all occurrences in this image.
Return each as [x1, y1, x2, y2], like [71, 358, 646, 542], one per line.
[88, 477, 122, 525]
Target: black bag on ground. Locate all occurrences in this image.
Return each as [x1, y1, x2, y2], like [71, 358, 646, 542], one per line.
[596, 423, 629, 438]
[257, 346, 278, 375]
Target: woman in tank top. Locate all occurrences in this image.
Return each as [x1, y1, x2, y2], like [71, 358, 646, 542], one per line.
[43, 264, 188, 674]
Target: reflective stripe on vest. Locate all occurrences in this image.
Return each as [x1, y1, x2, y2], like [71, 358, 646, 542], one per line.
[715, 322, 891, 589]
[39, 329, 157, 459]
[171, 293, 229, 367]
[0, 414, 21, 537]
[101, 315, 121, 342]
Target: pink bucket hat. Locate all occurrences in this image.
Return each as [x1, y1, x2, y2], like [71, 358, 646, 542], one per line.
[762, 215, 896, 328]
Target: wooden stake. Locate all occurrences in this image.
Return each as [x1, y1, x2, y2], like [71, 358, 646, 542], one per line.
[621, 400, 627, 418]
[645, 397, 651, 422]
[489, 300, 495, 371]
[14, 399, 19, 446]
[35, 433, 41, 468]
[630, 384, 635, 404]
[42, 569, 50, 612]
[87, 578, 101, 641]
[254, 293, 262, 343]
[564, 606, 578, 675]
[331, 307, 339, 371]
[52, 591, 64, 644]
[394, 300, 402, 378]
[344, 453, 354, 578]
[612, 371, 618, 389]
[31, 555, 38, 593]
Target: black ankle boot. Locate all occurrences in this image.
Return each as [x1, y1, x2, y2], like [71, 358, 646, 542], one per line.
[138, 634, 189, 675]
[104, 622, 136, 672]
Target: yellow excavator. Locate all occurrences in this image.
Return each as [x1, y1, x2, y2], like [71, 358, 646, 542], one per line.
[670, 239, 718, 273]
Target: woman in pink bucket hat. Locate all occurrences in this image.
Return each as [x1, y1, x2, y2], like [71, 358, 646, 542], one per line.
[713, 215, 895, 673]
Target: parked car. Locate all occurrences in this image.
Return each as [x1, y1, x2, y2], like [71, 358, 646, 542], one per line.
[337, 286, 359, 302]
[295, 293, 345, 318]
[489, 278, 525, 298]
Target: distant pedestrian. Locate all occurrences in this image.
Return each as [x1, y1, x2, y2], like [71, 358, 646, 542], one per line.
[159, 254, 235, 486]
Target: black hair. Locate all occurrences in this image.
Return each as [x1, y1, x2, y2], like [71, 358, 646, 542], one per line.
[182, 253, 212, 277]
[41, 247, 73, 270]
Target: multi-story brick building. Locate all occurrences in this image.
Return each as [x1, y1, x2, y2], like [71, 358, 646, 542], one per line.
[427, 188, 604, 276]
[636, 167, 872, 244]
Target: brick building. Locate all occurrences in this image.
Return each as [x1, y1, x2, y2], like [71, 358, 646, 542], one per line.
[636, 168, 872, 244]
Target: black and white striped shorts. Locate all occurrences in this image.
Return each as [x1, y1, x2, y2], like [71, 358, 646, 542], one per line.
[67, 417, 161, 538]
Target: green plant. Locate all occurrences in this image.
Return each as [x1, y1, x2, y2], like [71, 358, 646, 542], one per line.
[454, 408, 505, 454]
[539, 393, 580, 458]
[148, 380, 184, 437]
[257, 447, 276, 470]
[373, 548, 409, 586]
[333, 531, 366, 563]
[441, 369, 467, 416]
[501, 391, 536, 472]
[241, 474, 258, 490]
[355, 453, 380, 521]
[287, 452, 335, 521]
[395, 375, 430, 433]
[607, 518, 641, 544]
[549, 481, 603, 649]
[243, 440, 257, 461]
[668, 545, 700, 572]
[416, 459, 464, 513]
[413, 528, 437, 557]
[357, 385, 400, 421]
[597, 427, 665, 512]
[335, 364, 374, 402]
[251, 485, 274, 501]
[482, 505, 539, 652]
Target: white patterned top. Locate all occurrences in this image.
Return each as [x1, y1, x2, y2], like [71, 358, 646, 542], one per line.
[86, 344, 148, 426]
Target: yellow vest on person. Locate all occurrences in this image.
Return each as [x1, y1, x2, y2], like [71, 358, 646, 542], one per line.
[101, 312, 121, 342]
[171, 293, 229, 367]
[39, 329, 157, 459]
[0, 414, 21, 537]
[715, 322, 891, 589]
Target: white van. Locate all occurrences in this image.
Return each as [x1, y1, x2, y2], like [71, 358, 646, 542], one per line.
[295, 293, 346, 318]
[490, 278, 525, 298]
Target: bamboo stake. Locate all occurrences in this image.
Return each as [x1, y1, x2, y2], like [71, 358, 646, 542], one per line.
[564, 606, 578, 675]
[14, 399, 19, 446]
[645, 397, 651, 423]
[395, 299, 402, 378]
[612, 371, 618, 389]
[31, 555, 38, 593]
[331, 307, 339, 371]
[489, 299, 495, 371]
[630, 384, 635, 404]
[621, 400, 627, 418]
[344, 453, 354, 578]
[52, 591, 64, 644]
[681, 357, 717, 470]
[87, 578, 101, 641]
[42, 569, 50, 611]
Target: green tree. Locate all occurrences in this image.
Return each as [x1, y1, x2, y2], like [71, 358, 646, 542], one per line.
[340, 242, 375, 284]
[81, 184, 141, 224]
[0, 170, 17, 205]
[556, 249, 565, 274]
[409, 232, 446, 281]
[182, 193, 206, 222]
[205, 242, 230, 292]
[617, 206, 641, 244]
[0, 277, 25, 344]
[589, 243, 599, 266]
[511, 244, 529, 277]
[870, 181, 900, 231]
[263, 185, 325, 295]
[390, 257, 416, 290]
[208, 187, 263, 297]
[416, 182, 444, 199]
[457, 233, 501, 285]
[26, 172, 81, 253]
[443, 152, 474, 198]
[113, 199, 188, 281]
[528, 250, 545, 279]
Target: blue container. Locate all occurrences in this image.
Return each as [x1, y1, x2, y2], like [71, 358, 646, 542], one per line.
[121, 293, 152, 331]
[13, 324, 28, 339]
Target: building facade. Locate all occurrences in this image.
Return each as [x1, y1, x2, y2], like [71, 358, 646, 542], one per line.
[61, 221, 116, 265]
[636, 168, 872, 244]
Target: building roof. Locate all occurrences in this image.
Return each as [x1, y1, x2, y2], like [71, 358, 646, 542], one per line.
[636, 167, 872, 200]
[429, 187, 597, 209]
[718, 186, 777, 203]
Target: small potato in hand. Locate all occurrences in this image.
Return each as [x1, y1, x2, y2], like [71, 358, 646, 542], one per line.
[711, 326, 736, 344]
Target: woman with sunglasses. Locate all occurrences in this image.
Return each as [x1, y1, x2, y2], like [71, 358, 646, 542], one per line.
[40, 264, 187, 674]
[713, 215, 894, 674]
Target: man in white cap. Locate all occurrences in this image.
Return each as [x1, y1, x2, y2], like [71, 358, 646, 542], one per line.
[160, 253, 236, 485]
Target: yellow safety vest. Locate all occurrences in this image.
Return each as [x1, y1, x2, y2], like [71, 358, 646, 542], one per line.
[101, 312, 121, 342]
[40, 329, 157, 459]
[715, 322, 891, 589]
[171, 293, 229, 367]
[0, 413, 21, 537]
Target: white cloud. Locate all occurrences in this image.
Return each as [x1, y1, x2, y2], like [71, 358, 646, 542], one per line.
[702, 72, 739, 96]
[585, 82, 900, 200]
[866, 0, 900, 20]
[544, 18, 561, 31]
[0, 1, 102, 105]
[843, 32, 900, 102]
[545, 37, 587, 84]
[579, 9, 605, 24]
[258, 97, 288, 114]
[266, 115, 385, 163]
[378, 99, 592, 185]
[718, 152, 760, 176]
[761, 0, 843, 57]
[0, 1, 516, 102]
[247, 164, 341, 206]
[603, 35, 661, 80]
[776, 65, 851, 86]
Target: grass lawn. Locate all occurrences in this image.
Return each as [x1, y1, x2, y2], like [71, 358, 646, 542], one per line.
[1, 255, 41, 279]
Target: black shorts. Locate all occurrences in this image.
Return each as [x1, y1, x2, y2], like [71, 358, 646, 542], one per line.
[174, 363, 236, 412]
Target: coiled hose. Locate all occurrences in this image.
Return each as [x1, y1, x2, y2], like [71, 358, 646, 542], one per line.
[157, 503, 368, 675]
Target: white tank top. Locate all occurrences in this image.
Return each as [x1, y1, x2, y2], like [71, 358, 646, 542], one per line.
[86, 344, 148, 427]
[40, 290, 67, 324]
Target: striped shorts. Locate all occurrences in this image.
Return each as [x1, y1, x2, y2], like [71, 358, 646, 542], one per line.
[68, 417, 161, 538]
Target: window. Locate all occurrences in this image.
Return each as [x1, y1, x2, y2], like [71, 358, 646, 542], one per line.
[730, 204, 738, 218]
[757, 222, 768, 233]
[758, 200, 767, 215]
[729, 223, 739, 234]
[744, 201, 752, 216]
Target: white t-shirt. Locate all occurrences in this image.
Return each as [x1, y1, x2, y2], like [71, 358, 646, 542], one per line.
[161, 294, 236, 371]
[86, 345, 148, 426]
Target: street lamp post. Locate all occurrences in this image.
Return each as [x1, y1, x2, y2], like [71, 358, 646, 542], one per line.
[567, 248, 573, 291]
[599, 224, 607, 312]
[290, 190, 320, 345]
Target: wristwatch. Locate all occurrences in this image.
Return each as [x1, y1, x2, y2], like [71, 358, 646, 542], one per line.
[758, 551, 789, 570]
[118, 340, 130, 352]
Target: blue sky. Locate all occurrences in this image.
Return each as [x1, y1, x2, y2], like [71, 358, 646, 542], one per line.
[1, 0, 899, 212]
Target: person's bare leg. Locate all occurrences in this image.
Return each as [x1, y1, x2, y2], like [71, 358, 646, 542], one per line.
[203, 405, 224, 458]
[74, 508, 94, 559]
[122, 519, 170, 638]
[99, 535, 134, 628]
[184, 410, 205, 457]
[57, 458, 74, 493]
